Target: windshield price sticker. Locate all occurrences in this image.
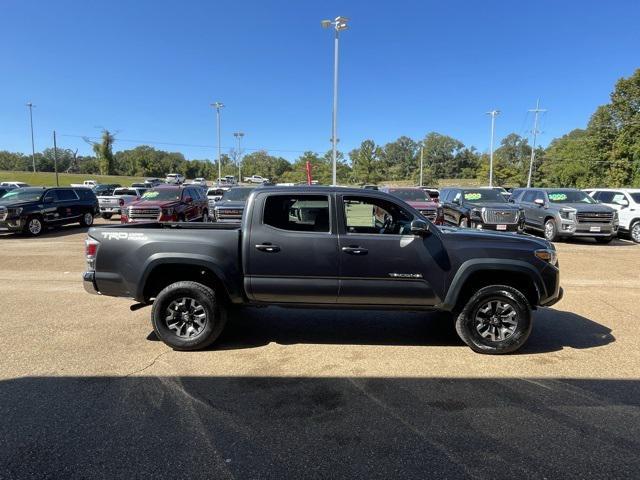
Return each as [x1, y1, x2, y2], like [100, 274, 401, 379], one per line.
[142, 191, 159, 199]
[549, 193, 567, 201]
[464, 193, 482, 201]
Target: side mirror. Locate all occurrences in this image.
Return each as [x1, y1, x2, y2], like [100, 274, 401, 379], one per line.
[410, 219, 430, 236]
[452, 198, 460, 205]
[619, 199, 629, 208]
[44, 196, 54, 204]
[184, 196, 193, 204]
[534, 198, 545, 207]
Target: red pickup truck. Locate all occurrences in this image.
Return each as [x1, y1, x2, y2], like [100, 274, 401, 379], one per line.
[121, 185, 209, 223]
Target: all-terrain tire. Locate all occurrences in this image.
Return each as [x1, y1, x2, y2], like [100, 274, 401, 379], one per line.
[455, 285, 532, 354]
[151, 281, 227, 351]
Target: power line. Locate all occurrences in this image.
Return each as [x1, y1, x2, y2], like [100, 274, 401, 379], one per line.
[57, 134, 313, 154]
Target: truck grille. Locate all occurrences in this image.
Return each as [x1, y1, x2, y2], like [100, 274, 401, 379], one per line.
[482, 209, 518, 224]
[0, 207, 6, 221]
[576, 211, 614, 224]
[215, 208, 243, 221]
[127, 206, 160, 221]
[419, 209, 437, 222]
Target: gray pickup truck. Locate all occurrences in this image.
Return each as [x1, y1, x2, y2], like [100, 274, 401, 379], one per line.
[511, 188, 618, 243]
[83, 187, 562, 354]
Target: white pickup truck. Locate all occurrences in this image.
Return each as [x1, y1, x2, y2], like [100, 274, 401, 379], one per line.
[70, 180, 97, 188]
[97, 187, 147, 219]
[243, 175, 269, 184]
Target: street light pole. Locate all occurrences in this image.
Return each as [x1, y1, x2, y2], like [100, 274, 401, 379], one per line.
[26, 102, 36, 173]
[527, 99, 546, 188]
[322, 16, 349, 186]
[486, 110, 500, 187]
[211, 102, 224, 183]
[233, 132, 244, 182]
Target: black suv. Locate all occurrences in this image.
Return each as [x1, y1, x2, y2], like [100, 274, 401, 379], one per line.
[0, 187, 99, 236]
[440, 187, 524, 232]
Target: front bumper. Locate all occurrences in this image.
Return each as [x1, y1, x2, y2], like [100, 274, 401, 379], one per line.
[99, 207, 122, 214]
[558, 219, 618, 237]
[540, 286, 563, 307]
[0, 219, 24, 231]
[83, 271, 100, 295]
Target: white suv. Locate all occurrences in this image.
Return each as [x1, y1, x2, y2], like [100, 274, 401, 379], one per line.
[589, 189, 640, 243]
[165, 173, 185, 184]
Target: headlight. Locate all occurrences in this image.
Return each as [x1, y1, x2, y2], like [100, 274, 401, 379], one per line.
[9, 207, 23, 216]
[162, 207, 174, 216]
[535, 248, 558, 265]
[470, 208, 482, 218]
[559, 208, 576, 220]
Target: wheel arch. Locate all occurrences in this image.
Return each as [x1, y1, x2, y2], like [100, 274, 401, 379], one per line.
[138, 255, 241, 304]
[439, 259, 544, 312]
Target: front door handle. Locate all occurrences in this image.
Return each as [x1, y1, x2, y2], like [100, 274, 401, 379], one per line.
[255, 243, 280, 253]
[342, 246, 368, 255]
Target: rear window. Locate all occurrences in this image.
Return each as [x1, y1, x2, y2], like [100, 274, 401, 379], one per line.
[114, 189, 138, 196]
[56, 189, 79, 201]
[263, 195, 330, 232]
[76, 189, 97, 200]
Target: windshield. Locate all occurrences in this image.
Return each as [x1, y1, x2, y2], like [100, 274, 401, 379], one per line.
[139, 189, 181, 202]
[0, 188, 43, 202]
[221, 188, 254, 202]
[462, 189, 506, 203]
[547, 190, 596, 204]
[389, 189, 429, 202]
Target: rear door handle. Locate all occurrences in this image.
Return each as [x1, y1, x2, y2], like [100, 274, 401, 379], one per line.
[342, 246, 368, 255]
[255, 243, 280, 253]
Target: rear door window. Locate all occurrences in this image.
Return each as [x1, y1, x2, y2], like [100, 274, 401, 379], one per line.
[263, 195, 330, 232]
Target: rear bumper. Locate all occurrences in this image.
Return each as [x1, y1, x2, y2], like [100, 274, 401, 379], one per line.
[83, 271, 100, 295]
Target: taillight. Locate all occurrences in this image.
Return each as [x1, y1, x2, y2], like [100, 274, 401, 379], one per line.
[85, 237, 99, 270]
[119, 199, 125, 207]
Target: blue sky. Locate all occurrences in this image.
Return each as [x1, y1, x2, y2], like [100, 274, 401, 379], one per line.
[1, 0, 639, 161]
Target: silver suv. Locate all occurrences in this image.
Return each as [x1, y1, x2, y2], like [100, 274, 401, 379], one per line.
[511, 188, 618, 243]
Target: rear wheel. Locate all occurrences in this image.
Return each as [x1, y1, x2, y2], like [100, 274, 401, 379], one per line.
[455, 285, 532, 354]
[151, 281, 227, 351]
[544, 218, 558, 241]
[23, 216, 44, 237]
[80, 212, 94, 227]
[630, 221, 640, 244]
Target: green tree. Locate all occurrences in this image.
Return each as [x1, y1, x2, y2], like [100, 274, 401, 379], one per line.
[349, 140, 383, 184]
[92, 130, 116, 175]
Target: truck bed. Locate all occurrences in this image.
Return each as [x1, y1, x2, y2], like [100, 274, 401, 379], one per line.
[88, 222, 243, 302]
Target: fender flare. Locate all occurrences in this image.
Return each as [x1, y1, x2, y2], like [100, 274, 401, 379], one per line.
[438, 258, 545, 311]
[136, 253, 241, 303]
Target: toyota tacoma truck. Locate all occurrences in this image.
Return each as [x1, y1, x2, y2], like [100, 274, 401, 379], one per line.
[83, 187, 562, 354]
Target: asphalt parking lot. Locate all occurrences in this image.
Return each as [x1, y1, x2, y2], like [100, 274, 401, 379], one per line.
[1, 221, 639, 479]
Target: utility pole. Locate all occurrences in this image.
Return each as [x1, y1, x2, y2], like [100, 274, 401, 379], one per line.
[321, 16, 349, 185]
[419, 146, 424, 187]
[211, 102, 224, 184]
[526, 99, 546, 188]
[486, 110, 500, 187]
[26, 102, 36, 173]
[53, 130, 59, 186]
[233, 132, 244, 182]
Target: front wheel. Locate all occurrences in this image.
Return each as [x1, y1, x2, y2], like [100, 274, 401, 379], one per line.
[80, 212, 94, 227]
[455, 285, 532, 354]
[151, 281, 227, 351]
[23, 216, 44, 237]
[544, 218, 558, 241]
